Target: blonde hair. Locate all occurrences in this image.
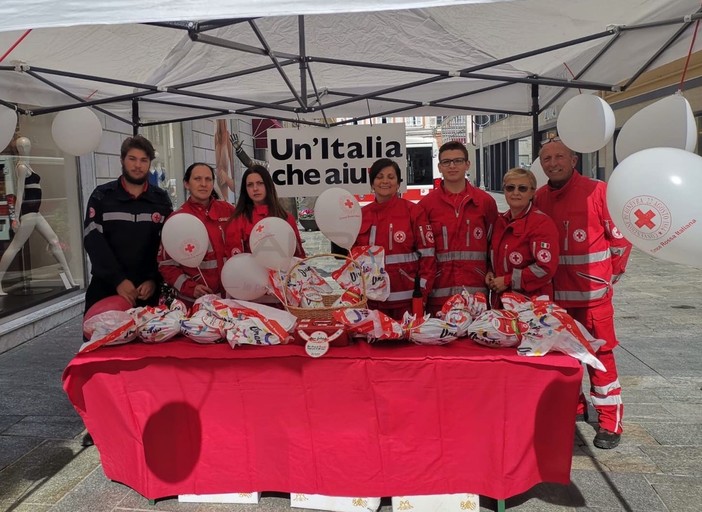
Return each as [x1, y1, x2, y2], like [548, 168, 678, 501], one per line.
[503, 167, 537, 189]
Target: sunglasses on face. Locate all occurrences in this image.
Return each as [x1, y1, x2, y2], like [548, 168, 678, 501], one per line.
[439, 158, 467, 167]
[503, 184, 532, 193]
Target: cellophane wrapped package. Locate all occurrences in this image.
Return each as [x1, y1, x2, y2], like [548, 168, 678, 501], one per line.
[331, 288, 363, 308]
[332, 308, 404, 341]
[439, 290, 488, 321]
[191, 294, 223, 315]
[402, 312, 458, 345]
[467, 309, 530, 348]
[210, 299, 292, 347]
[80, 311, 137, 353]
[130, 305, 184, 343]
[180, 310, 224, 344]
[499, 293, 606, 371]
[268, 258, 332, 307]
[332, 246, 389, 301]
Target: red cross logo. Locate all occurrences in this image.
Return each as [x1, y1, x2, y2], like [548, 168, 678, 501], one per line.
[256, 224, 265, 232]
[344, 199, 354, 209]
[185, 243, 195, 253]
[634, 209, 656, 229]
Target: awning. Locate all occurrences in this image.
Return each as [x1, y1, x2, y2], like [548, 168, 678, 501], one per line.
[253, 118, 282, 149]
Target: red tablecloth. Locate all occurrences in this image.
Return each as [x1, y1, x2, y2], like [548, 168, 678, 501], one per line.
[62, 338, 582, 500]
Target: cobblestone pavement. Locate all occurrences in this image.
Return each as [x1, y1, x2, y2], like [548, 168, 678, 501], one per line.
[1, 193, 700, 511]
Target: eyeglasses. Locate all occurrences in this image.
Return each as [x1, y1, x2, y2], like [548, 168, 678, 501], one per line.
[540, 136, 562, 146]
[439, 158, 467, 167]
[503, 184, 532, 193]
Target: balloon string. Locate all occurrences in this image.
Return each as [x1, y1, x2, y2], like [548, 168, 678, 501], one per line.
[679, 18, 701, 92]
[562, 62, 581, 94]
[197, 267, 210, 289]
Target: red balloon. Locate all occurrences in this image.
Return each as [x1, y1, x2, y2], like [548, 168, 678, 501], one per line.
[83, 295, 133, 339]
[85, 295, 132, 321]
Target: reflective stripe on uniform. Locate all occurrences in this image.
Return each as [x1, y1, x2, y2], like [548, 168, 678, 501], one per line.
[158, 258, 179, 267]
[385, 252, 419, 265]
[593, 379, 621, 395]
[174, 274, 188, 291]
[436, 251, 485, 262]
[590, 394, 622, 406]
[554, 288, 609, 301]
[559, 250, 610, 265]
[104, 212, 135, 222]
[418, 247, 435, 257]
[136, 213, 157, 222]
[529, 263, 549, 278]
[387, 290, 414, 301]
[84, 222, 103, 236]
[199, 260, 218, 269]
[610, 246, 627, 256]
[512, 268, 522, 290]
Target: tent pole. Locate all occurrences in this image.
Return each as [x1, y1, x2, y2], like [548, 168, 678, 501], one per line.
[132, 99, 139, 136]
[531, 82, 540, 160]
[298, 16, 308, 110]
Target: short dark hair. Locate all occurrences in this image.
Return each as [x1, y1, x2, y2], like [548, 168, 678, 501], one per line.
[368, 158, 402, 184]
[120, 135, 155, 161]
[438, 140, 469, 161]
[184, 162, 219, 200]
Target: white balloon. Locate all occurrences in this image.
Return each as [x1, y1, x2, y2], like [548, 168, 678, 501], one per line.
[607, 147, 702, 268]
[249, 216, 296, 270]
[0, 106, 17, 152]
[51, 108, 103, 155]
[530, 157, 548, 189]
[161, 213, 209, 267]
[221, 253, 269, 300]
[615, 94, 696, 163]
[557, 95, 615, 154]
[314, 187, 362, 250]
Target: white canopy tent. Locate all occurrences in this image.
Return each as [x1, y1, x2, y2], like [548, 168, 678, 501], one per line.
[0, 0, 701, 132]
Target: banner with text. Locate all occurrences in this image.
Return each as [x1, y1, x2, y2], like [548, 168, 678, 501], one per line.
[268, 123, 406, 197]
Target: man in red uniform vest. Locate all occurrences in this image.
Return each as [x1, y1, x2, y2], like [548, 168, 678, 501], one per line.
[534, 138, 632, 449]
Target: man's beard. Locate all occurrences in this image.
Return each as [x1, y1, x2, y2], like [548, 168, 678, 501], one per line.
[122, 167, 147, 185]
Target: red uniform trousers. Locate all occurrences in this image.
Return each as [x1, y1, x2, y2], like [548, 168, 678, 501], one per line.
[568, 301, 623, 434]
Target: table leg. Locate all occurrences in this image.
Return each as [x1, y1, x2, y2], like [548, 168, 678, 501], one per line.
[497, 499, 506, 512]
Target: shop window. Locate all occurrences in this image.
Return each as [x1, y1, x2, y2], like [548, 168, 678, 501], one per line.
[142, 123, 184, 208]
[0, 114, 84, 318]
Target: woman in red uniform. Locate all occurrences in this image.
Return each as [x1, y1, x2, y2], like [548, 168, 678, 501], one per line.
[486, 167, 559, 306]
[353, 158, 435, 320]
[225, 165, 305, 259]
[158, 162, 234, 306]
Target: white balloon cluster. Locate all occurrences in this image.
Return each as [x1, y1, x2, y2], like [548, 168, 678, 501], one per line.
[553, 93, 700, 268]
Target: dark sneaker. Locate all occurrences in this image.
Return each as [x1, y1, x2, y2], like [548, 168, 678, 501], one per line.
[81, 433, 94, 447]
[593, 428, 620, 449]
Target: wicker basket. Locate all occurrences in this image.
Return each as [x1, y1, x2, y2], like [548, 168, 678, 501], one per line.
[284, 253, 367, 321]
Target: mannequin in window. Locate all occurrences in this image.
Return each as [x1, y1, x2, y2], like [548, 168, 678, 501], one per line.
[0, 136, 78, 295]
[215, 119, 236, 198]
[148, 151, 167, 189]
